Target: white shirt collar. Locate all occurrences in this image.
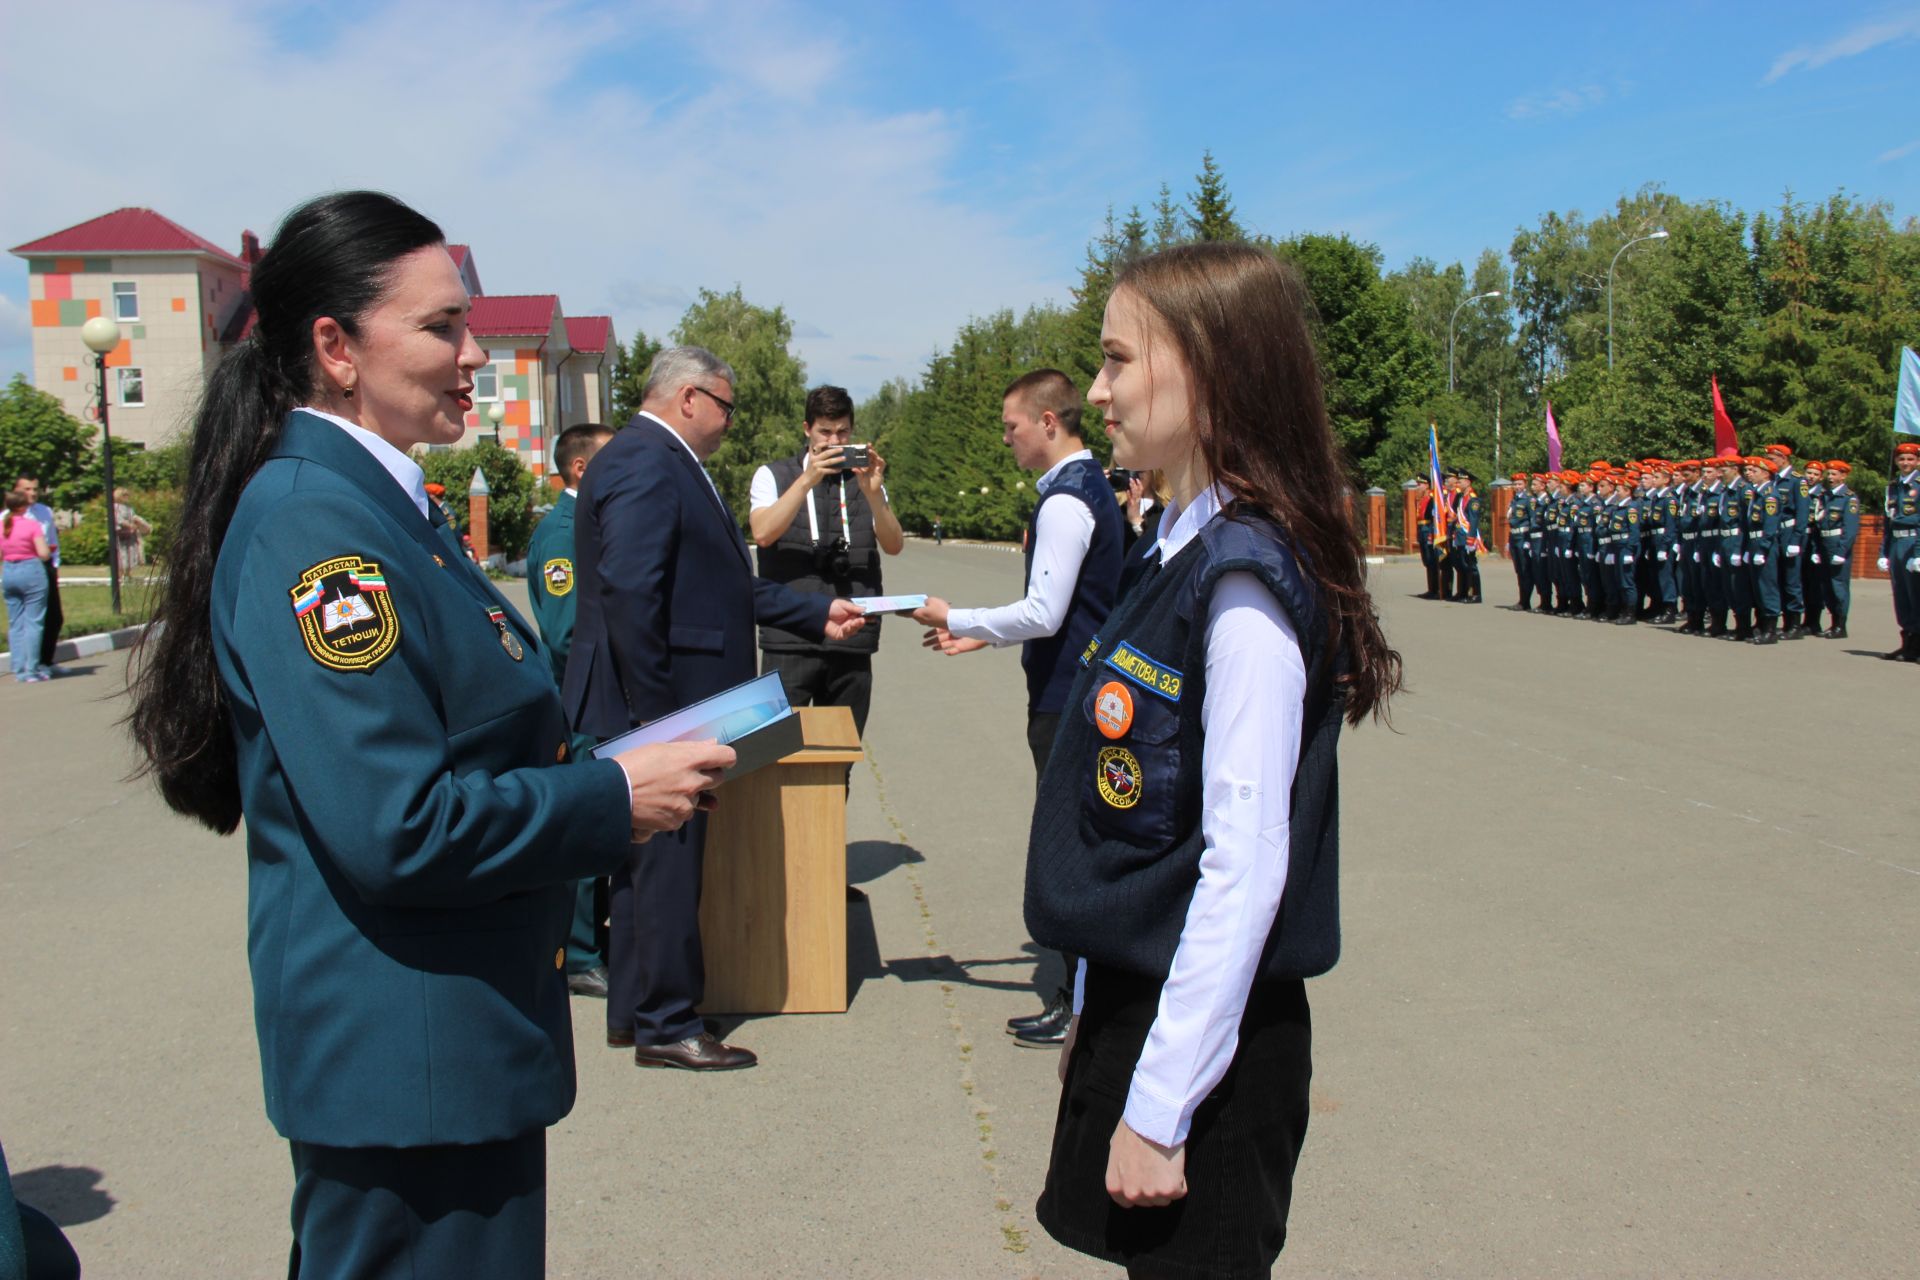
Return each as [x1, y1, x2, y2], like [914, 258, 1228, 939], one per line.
[297, 407, 428, 519]
[1154, 482, 1229, 564]
[640, 410, 703, 464]
[564, 487, 578, 498]
[1036, 449, 1094, 494]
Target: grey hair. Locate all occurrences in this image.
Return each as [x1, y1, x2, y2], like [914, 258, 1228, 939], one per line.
[642, 346, 735, 403]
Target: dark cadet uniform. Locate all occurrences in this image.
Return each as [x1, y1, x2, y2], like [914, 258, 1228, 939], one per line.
[1451, 486, 1483, 601]
[1812, 474, 1860, 635]
[1885, 461, 1920, 658]
[1609, 491, 1641, 622]
[1740, 477, 1782, 640]
[213, 411, 632, 1278]
[1507, 481, 1534, 609]
[1572, 493, 1601, 616]
[1769, 458, 1810, 629]
[1415, 492, 1440, 598]
[525, 488, 604, 980]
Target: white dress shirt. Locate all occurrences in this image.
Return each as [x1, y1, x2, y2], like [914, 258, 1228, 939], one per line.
[749, 462, 887, 539]
[641, 410, 725, 508]
[1072, 483, 1308, 1148]
[298, 407, 429, 521]
[946, 450, 1097, 645]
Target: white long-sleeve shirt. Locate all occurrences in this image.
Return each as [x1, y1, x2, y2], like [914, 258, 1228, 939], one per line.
[1073, 483, 1307, 1148]
[946, 451, 1097, 645]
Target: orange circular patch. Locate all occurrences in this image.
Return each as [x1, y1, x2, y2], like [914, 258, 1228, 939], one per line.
[1094, 681, 1135, 740]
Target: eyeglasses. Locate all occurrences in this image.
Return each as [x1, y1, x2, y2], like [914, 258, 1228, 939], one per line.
[693, 386, 735, 423]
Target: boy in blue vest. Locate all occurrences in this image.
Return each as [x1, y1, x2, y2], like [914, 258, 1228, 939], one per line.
[915, 369, 1124, 1047]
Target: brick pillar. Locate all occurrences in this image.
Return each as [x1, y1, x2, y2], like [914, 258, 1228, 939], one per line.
[1490, 480, 1513, 559]
[1366, 488, 1387, 552]
[468, 466, 491, 563]
[1855, 514, 1887, 579]
[1401, 482, 1421, 554]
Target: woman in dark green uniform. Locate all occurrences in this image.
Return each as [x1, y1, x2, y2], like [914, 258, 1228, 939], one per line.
[128, 191, 732, 1279]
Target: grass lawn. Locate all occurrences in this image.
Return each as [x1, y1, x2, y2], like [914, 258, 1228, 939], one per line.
[1, 578, 158, 654]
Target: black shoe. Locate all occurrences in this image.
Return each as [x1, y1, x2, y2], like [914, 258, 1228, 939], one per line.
[1011, 1000, 1073, 1048]
[567, 965, 609, 999]
[1823, 626, 1847, 639]
[1006, 995, 1068, 1035]
[1656, 610, 1679, 625]
[1417, 591, 1439, 600]
[1615, 615, 1637, 625]
[634, 1032, 757, 1071]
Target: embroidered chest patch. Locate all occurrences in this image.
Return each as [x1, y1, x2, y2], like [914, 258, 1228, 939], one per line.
[1096, 746, 1143, 809]
[1104, 640, 1184, 702]
[290, 555, 400, 673]
[543, 557, 574, 597]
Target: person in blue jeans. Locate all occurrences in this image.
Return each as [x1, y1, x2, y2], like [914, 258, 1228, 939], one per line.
[3, 489, 53, 683]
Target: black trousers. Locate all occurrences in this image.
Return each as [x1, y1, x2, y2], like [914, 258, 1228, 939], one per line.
[38, 564, 62, 667]
[1027, 711, 1078, 1006]
[764, 649, 874, 738]
[288, 1132, 545, 1280]
[608, 810, 709, 1046]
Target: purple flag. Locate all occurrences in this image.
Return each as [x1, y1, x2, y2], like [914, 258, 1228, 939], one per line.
[1545, 401, 1563, 472]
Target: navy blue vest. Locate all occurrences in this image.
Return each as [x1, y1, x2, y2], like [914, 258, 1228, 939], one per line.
[1024, 513, 1347, 982]
[1021, 457, 1123, 714]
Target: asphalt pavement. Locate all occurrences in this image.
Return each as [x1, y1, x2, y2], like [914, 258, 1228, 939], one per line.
[1, 542, 1915, 1278]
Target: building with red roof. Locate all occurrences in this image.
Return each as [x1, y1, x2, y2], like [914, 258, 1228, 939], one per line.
[10, 210, 613, 472]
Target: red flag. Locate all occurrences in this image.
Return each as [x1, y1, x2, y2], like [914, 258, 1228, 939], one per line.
[1711, 375, 1740, 458]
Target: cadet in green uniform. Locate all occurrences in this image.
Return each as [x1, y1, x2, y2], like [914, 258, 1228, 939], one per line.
[1507, 472, 1534, 610]
[526, 422, 616, 998]
[126, 192, 732, 1280]
[1800, 460, 1828, 634]
[1813, 460, 1861, 638]
[1884, 441, 1920, 660]
[1414, 478, 1441, 599]
[1740, 456, 1783, 643]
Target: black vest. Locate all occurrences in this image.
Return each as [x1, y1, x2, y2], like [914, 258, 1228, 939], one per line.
[1022, 457, 1123, 713]
[755, 451, 883, 655]
[1024, 513, 1346, 982]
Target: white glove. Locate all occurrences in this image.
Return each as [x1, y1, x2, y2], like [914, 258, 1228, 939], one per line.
[1753, 554, 1767, 566]
[1878, 557, 1890, 571]
[1604, 553, 1616, 565]
[1787, 545, 1800, 555]
[1711, 553, 1722, 567]
[1656, 551, 1668, 561]
[1810, 553, 1821, 564]
[1623, 555, 1635, 564]
[1908, 558, 1920, 573]
[1691, 551, 1701, 564]
[1833, 556, 1846, 565]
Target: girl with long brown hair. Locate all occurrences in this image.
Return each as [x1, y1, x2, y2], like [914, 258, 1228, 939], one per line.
[1024, 242, 1399, 1277]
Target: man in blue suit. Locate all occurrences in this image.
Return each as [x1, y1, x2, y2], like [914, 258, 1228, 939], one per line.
[563, 347, 866, 1070]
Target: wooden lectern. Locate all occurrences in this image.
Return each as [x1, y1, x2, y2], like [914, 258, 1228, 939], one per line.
[697, 705, 863, 1014]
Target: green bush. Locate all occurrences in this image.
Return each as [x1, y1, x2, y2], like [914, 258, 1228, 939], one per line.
[58, 487, 183, 567]
[420, 442, 540, 559]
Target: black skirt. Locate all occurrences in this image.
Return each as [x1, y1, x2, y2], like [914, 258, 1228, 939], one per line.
[1036, 966, 1311, 1278]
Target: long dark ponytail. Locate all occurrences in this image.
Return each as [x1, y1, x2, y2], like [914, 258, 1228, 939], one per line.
[128, 191, 444, 832]
[1113, 242, 1402, 725]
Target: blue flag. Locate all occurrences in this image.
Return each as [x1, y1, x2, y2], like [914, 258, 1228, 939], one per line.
[1896, 346, 1920, 437]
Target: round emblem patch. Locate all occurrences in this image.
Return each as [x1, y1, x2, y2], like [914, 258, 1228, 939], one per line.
[1095, 746, 1142, 809]
[543, 557, 574, 597]
[1093, 681, 1134, 739]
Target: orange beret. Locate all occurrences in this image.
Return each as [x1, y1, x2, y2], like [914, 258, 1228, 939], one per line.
[1763, 443, 1792, 457]
[1826, 460, 1851, 473]
[424, 482, 447, 496]
[1897, 442, 1920, 458]
[1511, 472, 1528, 482]
[1803, 459, 1826, 470]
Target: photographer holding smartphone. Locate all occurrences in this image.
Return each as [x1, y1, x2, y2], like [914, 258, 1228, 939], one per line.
[749, 385, 903, 738]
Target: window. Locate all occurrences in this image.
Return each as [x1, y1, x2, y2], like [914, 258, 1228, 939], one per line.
[112, 281, 139, 321]
[475, 363, 498, 401]
[116, 367, 145, 406]
[560, 376, 573, 414]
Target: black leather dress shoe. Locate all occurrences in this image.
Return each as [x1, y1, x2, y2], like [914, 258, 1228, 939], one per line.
[634, 1032, 757, 1071]
[1006, 995, 1068, 1035]
[566, 965, 609, 999]
[1012, 1000, 1072, 1048]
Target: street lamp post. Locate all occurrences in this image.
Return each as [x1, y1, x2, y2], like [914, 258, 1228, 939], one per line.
[1448, 290, 1503, 394]
[1607, 229, 1669, 369]
[80, 315, 124, 614]
[486, 400, 506, 448]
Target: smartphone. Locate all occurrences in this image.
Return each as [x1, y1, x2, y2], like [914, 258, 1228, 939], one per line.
[841, 444, 871, 469]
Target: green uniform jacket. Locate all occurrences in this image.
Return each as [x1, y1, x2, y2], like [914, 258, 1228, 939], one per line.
[526, 489, 580, 685]
[212, 411, 631, 1148]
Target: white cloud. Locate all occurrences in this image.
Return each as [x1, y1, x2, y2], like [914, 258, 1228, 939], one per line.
[0, 0, 1066, 399]
[1878, 138, 1920, 163]
[1506, 84, 1611, 121]
[1764, 11, 1920, 83]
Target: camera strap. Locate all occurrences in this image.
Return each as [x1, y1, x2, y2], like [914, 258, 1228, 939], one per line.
[804, 474, 851, 545]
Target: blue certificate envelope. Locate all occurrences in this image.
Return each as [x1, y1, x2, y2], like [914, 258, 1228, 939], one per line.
[589, 671, 803, 781]
[850, 593, 928, 614]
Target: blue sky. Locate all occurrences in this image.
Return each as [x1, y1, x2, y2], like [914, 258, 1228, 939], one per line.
[2, 1, 1915, 408]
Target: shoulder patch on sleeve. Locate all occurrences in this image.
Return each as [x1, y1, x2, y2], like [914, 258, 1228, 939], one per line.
[542, 557, 574, 597]
[290, 555, 400, 673]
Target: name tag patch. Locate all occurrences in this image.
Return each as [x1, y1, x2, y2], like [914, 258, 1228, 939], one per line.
[1096, 746, 1142, 809]
[1104, 641, 1183, 702]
